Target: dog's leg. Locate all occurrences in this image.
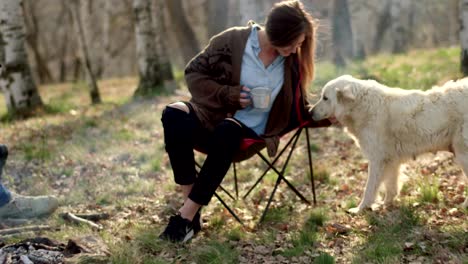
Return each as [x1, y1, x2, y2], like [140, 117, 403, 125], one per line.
[382, 161, 401, 205]
[349, 160, 386, 214]
[454, 153, 468, 208]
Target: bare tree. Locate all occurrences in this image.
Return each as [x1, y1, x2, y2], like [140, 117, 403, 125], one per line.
[460, 0, 468, 75]
[69, 0, 101, 104]
[81, 0, 103, 78]
[132, 0, 163, 96]
[331, 0, 353, 66]
[0, 0, 43, 117]
[390, 0, 413, 53]
[239, 0, 264, 24]
[23, 0, 53, 84]
[102, 0, 113, 77]
[372, 0, 392, 53]
[207, 0, 229, 36]
[102, 0, 135, 78]
[153, 0, 175, 92]
[57, 2, 72, 82]
[450, 0, 460, 45]
[165, 0, 200, 64]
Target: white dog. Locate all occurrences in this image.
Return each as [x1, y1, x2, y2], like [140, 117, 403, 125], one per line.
[311, 75, 468, 213]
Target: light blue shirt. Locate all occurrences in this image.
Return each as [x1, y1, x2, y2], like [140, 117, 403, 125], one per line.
[234, 26, 285, 135]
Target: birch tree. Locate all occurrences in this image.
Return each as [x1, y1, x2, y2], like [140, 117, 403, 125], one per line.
[132, 0, 163, 96]
[23, 0, 53, 83]
[81, 0, 103, 78]
[58, 2, 72, 82]
[461, 0, 468, 75]
[0, 0, 43, 116]
[208, 0, 228, 36]
[372, 0, 392, 53]
[331, 0, 353, 66]
[165, 0, 200, 63]
[239, 0, 262, 25]
[390, 0, 413, 53]
[153, 0, 175, 93]
[102, 0, 113, 77]
[69, 0, 101, 104]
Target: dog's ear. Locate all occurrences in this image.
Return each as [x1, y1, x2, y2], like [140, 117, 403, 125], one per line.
[336, 85, 355, 102]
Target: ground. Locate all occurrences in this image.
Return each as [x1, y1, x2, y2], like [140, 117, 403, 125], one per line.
[0, 47, 467, 263]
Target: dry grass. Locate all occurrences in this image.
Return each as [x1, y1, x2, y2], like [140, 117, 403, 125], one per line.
[0, 48, 467, 263]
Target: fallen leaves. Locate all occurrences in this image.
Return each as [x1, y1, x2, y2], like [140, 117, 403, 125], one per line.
[325, 223, 350, 236]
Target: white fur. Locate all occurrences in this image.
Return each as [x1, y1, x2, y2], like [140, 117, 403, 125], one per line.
[311, 75, 468, 213]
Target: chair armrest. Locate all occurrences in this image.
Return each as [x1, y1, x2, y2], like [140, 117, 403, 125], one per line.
[305, 118, 332, 128]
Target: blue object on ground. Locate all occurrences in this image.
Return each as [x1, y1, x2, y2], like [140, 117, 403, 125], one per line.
[0, 183, 11, 207]
[0, 145, 10, 207]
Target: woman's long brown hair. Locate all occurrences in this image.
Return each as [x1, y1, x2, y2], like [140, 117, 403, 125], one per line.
[265, 0, 317, 90]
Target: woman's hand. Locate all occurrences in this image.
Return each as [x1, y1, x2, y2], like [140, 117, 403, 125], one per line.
[240, 86, 252, 108]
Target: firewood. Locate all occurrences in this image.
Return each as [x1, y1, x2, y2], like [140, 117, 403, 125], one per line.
[59, 212, 110, 222]
[61, 212, 103, 230]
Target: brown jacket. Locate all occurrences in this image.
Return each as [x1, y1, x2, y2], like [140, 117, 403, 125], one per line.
[185, 25, 311, 157]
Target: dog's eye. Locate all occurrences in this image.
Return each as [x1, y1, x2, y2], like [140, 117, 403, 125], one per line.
[323, 96, 328, 101]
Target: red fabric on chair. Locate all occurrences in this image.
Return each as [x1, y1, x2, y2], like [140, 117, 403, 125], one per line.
[194, 60, 331, 224]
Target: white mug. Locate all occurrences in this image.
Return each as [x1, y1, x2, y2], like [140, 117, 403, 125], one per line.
[250, 87, 271, 111]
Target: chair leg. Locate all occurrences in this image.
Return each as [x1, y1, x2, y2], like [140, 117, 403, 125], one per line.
[259, 173, 282, 223]
[305, 128, 317, 205]
[257, 152, 310, 204]
[242, 163, 272, 199]
[243, 128, 302, 199]
[214, 192, 244, 225]
[233, 162, 238, 199]
[219, 185, 236, 200]
[258, 129, 312, 222]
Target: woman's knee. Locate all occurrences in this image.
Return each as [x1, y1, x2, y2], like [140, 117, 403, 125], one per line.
[167, 102, 190, 113]
[225, 117, 242, 127]
[161, 102, 190, 124]
[212, 118, 243, 143]
[161, 104, 199, 142]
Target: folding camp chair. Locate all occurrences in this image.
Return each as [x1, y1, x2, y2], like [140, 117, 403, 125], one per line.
[194, 118, 329, 225]
[239, 119, 330, 223]
[194, 60, 331, 224]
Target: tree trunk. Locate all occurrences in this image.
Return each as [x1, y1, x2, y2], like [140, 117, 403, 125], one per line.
[449, 0, 460, 45]
[207, 0, 229, 36]
[331, 0, 353, 66]
[23, 0, 53, 84]
[164, 0, 200, 64]
[372, 0, 392, 53]
[239, 0, 260, 25]
[0, 0, 43, 117]
[58, 2, 71, 82]
[390, 0, 413, 53]
[102, 0, 112, 78]
[69, 0, 101, 104]
[132, 0, 164, 96]
[460, 0, 468, 75]
[153, 0, 175, 93]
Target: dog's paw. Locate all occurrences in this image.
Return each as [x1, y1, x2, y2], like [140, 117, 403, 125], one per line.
[347, 207, 362, 214]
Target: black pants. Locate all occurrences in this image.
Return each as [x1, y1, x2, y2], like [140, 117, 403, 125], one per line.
[161, 105, 257, 205]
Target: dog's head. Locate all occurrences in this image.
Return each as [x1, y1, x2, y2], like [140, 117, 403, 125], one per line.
[310, 75, 358, 124]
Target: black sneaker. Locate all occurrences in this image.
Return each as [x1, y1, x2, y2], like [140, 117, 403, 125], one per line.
[159, 214, 194, 243]
[192, 211, 202, 234]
